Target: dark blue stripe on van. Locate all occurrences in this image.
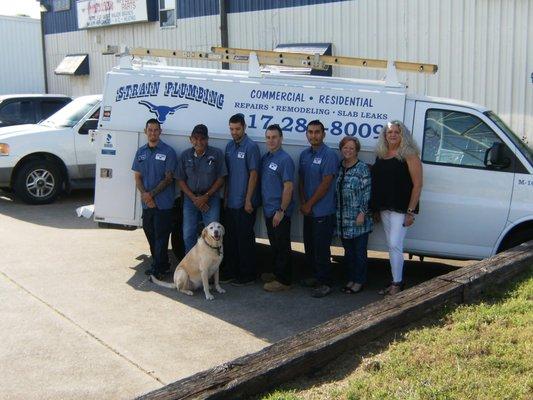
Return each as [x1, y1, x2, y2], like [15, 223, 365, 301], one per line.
[44, 0, 350, 35]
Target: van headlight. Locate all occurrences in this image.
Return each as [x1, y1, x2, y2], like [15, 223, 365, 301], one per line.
[0, 143, 9, 156]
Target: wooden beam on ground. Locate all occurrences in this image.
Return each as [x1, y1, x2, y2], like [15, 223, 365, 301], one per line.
[136, 241, 533, 400]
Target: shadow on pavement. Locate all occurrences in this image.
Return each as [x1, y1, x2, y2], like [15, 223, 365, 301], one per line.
[126, 243, 459, 343]
[0, 189, 98, 230]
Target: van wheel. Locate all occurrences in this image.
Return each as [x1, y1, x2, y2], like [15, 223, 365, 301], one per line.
[498, 228, 533, 252]
[13, 160, 62, 204]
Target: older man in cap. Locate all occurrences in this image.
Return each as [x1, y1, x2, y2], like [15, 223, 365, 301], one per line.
[177, 124, 227, 254]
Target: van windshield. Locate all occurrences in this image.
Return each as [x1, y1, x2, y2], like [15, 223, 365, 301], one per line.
[485, 111, 533, 168]
[39, 97, 99, 128]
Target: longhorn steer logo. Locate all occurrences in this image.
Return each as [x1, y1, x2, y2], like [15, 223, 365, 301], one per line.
[138, 101, 189, 123]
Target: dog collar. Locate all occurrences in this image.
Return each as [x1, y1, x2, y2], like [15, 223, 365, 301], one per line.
[203, 237, 222, 256]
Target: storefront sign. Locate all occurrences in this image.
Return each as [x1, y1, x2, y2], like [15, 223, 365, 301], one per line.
[77, 0, 148, 29]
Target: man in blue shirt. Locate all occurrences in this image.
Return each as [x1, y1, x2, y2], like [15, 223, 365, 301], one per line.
[260, 124, 295, 292]
[222, 113, 261, 286]
[177, 124, 227, 253]
[299, 120, 339, 297]
[132, 118, 177, 279]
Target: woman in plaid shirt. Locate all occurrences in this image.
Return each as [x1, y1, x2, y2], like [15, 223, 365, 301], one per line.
[335, 137, 373, 294]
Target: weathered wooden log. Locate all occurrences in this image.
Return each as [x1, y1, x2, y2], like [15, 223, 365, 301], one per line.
[137, 241, 533, 400]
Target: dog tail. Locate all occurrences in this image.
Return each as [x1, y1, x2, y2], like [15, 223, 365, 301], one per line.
[150, 274, 176, 289]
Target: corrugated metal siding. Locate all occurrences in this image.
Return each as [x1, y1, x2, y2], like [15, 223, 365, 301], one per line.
[45, 16, 221, 97]
[44, 0, 532, 144]
[227, 0, 533, 145]
[43, 0, 78, 34]
[0, 16, 45, 94]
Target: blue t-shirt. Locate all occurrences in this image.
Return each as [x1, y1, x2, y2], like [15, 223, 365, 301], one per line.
[299, 143, 339, 217]
[131, 140, 177, 210]
[176, 146, 227, 196]
[260, 148, 295, 218]
[225, 135, 261, 209]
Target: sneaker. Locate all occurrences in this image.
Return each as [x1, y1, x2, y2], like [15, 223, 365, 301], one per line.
[263, 280, 291, 292]
[311, 284, 332, 298]
[145, 268, 155, 276]
[231, 278, 255, 287]
[260, 272, 276, 283]
[300, 277, 319, 288]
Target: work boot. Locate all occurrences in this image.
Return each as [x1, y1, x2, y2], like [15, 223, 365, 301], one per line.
[263, 280, 291, 292]
[311, 284, 332, 298]
[260, 272, 276, 283]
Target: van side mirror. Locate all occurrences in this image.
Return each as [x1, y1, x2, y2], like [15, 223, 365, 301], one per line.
[484, 142, 510, 169]
[79, 118, 98, 135]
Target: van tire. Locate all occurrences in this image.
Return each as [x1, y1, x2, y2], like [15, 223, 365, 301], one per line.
[498, 228, 533, 252]
[13, 159, 63, 204]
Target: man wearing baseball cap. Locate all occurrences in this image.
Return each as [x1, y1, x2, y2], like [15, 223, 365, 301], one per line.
[177, 124, 227, 253]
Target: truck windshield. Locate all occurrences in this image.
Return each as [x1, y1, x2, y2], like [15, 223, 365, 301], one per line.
[39, 97, 99, 128]
[485, 111, 533, 168]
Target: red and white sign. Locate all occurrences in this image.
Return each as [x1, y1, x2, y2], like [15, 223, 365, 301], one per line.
[77, 0, 148, 29]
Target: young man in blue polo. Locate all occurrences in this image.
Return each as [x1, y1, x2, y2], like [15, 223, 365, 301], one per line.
[222, 113, 261, 286]
[132, 118, 178, 279]
[260, 124, 295, 292]
[177, 124, 227, 253]
[299, 119, 339, 297]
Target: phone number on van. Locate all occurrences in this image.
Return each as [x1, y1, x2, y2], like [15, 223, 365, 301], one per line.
[246, 114, 383, 138]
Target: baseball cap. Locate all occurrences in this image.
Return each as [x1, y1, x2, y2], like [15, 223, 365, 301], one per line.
[191, 124, 208, 137]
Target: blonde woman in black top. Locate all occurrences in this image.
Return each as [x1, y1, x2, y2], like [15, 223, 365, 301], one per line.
[370, 121, 423, 295]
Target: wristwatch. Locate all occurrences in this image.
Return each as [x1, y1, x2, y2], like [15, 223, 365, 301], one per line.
[407, 208, 415, 215]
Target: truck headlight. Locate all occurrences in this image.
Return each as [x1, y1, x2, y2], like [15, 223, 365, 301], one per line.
[0, 143, 9, 156]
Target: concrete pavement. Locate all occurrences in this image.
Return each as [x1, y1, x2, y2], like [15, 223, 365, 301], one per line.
[0, 190, 471, 399]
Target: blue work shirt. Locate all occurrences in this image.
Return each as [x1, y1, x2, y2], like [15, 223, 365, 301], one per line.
[260, 148, 295, 218]
[299, 143, 339, 217]
[225, 134, 261, 209]
[176, 146, 227, 196]
[131, 140, 177, 210]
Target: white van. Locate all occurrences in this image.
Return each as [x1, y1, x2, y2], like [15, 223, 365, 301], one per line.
[93, 52, 533, 260]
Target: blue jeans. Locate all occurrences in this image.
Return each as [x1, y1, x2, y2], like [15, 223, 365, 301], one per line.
[341, 232, 369, 284]
[303, 214, 335, 286]
[142, 208, 173, 273]
[183, 195, 221, 253]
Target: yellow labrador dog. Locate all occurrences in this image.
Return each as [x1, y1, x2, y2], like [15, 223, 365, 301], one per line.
[151, 221, 225, 300]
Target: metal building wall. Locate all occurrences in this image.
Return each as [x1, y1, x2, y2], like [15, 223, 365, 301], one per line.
[44, 15, 221, 97]
[227, 0, 532, 144]
[0, 16, 45, 94]
[44, 0, 532, 144]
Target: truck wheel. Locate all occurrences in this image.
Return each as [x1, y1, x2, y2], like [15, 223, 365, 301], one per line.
[498, 228, 533, 252]
[13, 160, 63, 204]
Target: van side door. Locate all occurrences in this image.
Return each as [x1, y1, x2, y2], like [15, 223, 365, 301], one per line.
[409, 103, 516, 259]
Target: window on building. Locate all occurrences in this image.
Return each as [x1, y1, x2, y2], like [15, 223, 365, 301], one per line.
[422, 109, 506, 168]
[159, 0, 176, 28]
[53, 0, 70, 12]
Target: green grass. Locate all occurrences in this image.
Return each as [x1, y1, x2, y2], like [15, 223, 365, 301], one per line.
[261, 270, 533, 400]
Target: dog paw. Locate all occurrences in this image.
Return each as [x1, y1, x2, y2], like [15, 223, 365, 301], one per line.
[216, 286, 226, 294]
[205, 294, 215, 300]
[182, 290, 194, 296]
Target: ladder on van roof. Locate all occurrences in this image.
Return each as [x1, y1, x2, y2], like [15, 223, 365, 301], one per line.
[104, 45, 437, 86]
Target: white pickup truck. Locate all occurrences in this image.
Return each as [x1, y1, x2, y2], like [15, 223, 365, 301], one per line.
[0, 95, 101, 204]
